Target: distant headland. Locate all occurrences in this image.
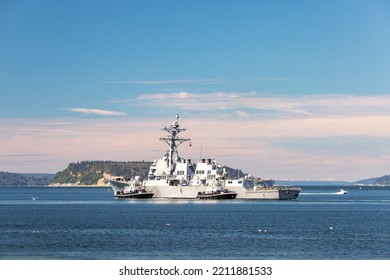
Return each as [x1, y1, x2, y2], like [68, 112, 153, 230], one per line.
[0, 171, 54, 186]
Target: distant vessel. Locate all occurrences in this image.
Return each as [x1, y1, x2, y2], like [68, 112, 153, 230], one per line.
[335, 188, 348, 195]
[111, 176, 154, 199]
[110, 114, 301, 200]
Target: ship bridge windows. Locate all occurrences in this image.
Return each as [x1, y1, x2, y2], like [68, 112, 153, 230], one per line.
[195, 170, 205, 175]
[168, 179, 180, 186]
[176, 171, 185, 175]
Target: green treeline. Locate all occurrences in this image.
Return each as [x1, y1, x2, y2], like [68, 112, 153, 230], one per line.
[0, 172, 53, 186]
[53, 160, 152, 185]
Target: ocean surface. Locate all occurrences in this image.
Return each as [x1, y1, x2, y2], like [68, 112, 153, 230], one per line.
[1, 185, 389, 260]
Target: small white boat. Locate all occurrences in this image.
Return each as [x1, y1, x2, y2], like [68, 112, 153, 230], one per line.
[335, 188, 348, 195]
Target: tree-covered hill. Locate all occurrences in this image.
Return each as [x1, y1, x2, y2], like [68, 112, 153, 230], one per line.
[52, 161, 152, 185]
[0, 172, 53, 186]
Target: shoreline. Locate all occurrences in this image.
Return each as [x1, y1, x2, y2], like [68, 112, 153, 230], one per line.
[1, 184, 389, 188]
[49, 184, 109, 188]
[0, 185, 109, 188]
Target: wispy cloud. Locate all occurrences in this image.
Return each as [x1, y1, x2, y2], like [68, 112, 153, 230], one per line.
[105, 77, 304, 84]
[138, 91, 191, 100]
[256, 77, 305, 81]
[235, 110, 250, 118]
[0, 153, 50, 158]
[0, 118, 164, 173]
[3, 93, 390, 180]
[135, 92, 247, 112]
[109, 92, 191, 104]
[2, 115, 390, 180]
[133, 92, 390, 118]
[105, 78, 226, 85]
[66, 108, 127, 116]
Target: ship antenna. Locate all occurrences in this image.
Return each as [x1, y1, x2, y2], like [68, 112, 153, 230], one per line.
[159, 114, 191, 174]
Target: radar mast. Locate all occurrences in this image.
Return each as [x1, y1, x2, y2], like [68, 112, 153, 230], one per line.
[159, 114, 191, 174]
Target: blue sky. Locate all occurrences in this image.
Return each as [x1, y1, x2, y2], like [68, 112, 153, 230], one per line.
[1, 0, 390, 181]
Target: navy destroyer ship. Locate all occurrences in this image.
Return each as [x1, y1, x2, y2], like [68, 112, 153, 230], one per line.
[110, 114, 300, 200]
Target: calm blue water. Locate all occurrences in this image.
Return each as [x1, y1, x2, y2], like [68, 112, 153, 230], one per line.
[1, 186, 389, 260]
